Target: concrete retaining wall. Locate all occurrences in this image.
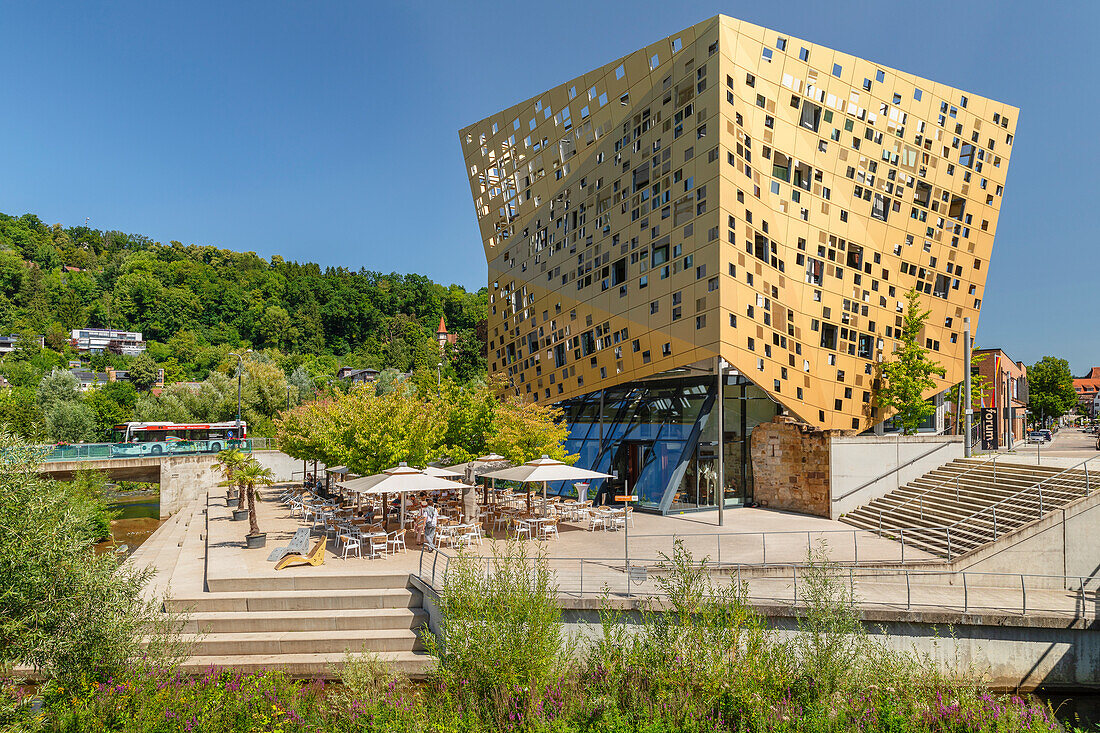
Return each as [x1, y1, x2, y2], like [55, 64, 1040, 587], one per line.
[830, 435, 963, 519]
[409, 575, 1100, 690]
[952, 489, 1100, 585]
[159, 454, 222, 518]
[252, 450, 314, 482]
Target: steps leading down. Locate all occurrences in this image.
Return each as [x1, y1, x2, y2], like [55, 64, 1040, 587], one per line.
[154, 489, 434, 679]
[840, 458, 1094, 559]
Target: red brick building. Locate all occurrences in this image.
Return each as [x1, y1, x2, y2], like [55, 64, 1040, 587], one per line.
[974, 349, 1028, 448]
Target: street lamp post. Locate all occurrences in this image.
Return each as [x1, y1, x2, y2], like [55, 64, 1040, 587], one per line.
[963, 318, 972, 457]
[228, 350, 252, 439]
[436, 362, 443, 394]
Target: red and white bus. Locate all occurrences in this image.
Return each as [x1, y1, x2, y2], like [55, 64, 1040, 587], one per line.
[109, 421, 248, 456]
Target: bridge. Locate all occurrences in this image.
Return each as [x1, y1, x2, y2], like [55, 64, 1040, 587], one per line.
[34, 440, 296, 518]
[37, 438, 263, 463]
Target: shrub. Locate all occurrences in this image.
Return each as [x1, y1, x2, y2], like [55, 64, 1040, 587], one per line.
[425, 538, 573, 727]
[0, 435, 187, 686]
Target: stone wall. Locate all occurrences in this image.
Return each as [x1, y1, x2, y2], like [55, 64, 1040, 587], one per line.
[749, 416, 831, 517]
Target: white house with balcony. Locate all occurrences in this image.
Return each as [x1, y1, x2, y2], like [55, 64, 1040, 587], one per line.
[70, 328, 146, 356]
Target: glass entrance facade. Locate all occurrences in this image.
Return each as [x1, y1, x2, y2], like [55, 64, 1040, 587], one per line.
[557, 374, 779, 514]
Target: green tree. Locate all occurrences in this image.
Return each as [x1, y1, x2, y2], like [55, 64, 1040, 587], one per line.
[36, 369, 82, 411]
[0, 437, 183, 683]
[1028, 356, 1077, 425]
[256, 305, 293, 350]
[275, 378, 572, 473]
[0, 249, 25, 297]
[43, 400, 97, 443]
[0, 386, 42, 440]
[288, 364, 314, 402]
[127, 354, 160, 391]
[875, 289, 945, 435]
[85, 380, 137, 438]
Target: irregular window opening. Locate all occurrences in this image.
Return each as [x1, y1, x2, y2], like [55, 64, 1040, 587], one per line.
[846, 243, 863, 270]
[772, 152, 790, 182]
[753, 233, 769, 262]
[871, 193, 889, 222]
[949, 196, 966, 220]
[914, 181, 932, 207]
[793, 161, 812, 191]
[960, 142, 975, 168]
[799, 101, 821, 132]
[857, 333, 874, 359]
[652, 243, 669, 266]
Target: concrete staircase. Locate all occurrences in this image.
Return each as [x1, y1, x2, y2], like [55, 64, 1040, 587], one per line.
[124, 497, 204, 600]
[841, 458, 1095, 559]
[166, 577, 431, 676]
[130, 494, 434, 678]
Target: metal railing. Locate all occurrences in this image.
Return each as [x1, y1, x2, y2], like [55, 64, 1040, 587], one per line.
[35, 438, 258, 462]
[856, 455, 1100, 560]
[416, 549, 1099, 617]
[946, 455, 1098, 542]
[873, 452, 1001, 526]
[620, 528, 953, 566]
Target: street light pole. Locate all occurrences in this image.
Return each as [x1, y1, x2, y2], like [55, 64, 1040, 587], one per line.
[228, 350, 252, 439]
[963, 318, 972, 458]
[436, 362, 442, 395]
[716, 356, 726, 527]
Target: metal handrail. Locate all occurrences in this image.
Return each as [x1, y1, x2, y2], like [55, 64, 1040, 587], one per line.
[832, 440, 956, 503]
[414, 548, 1096, 616]
[874, 452, 1000, 524]
[948, 455, 1099, 533]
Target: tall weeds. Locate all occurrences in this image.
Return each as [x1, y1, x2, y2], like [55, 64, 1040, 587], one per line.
[425, 538, 573, 728]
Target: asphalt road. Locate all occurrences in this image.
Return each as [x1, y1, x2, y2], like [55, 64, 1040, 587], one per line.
[1036, 427, 1098, 456]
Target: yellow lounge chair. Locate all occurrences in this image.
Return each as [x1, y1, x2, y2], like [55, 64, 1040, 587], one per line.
[274, 536, 327, 570]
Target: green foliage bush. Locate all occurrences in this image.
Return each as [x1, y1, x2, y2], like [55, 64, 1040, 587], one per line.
[2, 540, 1067, 732]
[0, 438, 186, 687]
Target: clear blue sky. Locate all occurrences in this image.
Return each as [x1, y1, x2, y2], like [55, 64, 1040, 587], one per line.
[0, 1, 1095, 372]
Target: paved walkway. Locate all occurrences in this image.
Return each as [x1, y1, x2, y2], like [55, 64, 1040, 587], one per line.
[192, 485, 1100, 620]
[982, 428, 1099, 469]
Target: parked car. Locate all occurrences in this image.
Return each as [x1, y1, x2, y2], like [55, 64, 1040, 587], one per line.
[1026, 432, 1045, 444]
[1038, 429, 1053, 442]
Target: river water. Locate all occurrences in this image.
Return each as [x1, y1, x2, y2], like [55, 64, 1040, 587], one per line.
[96, 493, 163, 557]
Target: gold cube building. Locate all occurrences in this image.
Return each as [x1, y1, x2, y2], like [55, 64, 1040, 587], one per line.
[460, 15, 1016, 512]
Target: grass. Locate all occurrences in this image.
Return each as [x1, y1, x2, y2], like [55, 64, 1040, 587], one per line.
[0, 541, 1079, 732]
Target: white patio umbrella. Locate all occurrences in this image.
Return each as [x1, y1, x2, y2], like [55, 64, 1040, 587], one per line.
[482, 455, 613, 516]
[338, 463, 471, 529]
[326, 466, 350, 494]
[422, 465, 463, 478]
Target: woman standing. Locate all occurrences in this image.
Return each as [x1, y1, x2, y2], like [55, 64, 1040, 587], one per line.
[422, 498, 439, 552]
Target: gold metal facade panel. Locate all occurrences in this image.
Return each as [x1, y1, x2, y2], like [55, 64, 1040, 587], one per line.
[461, 15, 1016, 432]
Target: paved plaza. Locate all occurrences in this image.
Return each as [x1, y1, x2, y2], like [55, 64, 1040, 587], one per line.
[170, 483, 1098, 620]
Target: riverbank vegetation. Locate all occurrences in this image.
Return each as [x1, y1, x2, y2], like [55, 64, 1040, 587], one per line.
[2, 536, 1075, 732]
[0, 438, 185, 692]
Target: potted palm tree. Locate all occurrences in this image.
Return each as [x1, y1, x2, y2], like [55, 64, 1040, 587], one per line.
[237, 458, 275, 548]
[213, 448, 247, 513]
